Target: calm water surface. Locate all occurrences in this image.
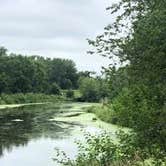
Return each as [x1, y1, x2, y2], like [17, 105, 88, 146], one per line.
[0, 102, 97, 166]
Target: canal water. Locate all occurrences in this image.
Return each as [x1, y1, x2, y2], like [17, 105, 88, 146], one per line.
[0, 102, 109, 166]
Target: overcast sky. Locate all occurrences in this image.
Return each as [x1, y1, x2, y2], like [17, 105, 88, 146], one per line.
[0, 0, 117, 73]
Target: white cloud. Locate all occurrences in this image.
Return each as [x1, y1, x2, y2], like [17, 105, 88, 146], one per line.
[0, 0, 116, 73]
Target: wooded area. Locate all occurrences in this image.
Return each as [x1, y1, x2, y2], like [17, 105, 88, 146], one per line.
[0, 48, 78, 94]
[0, 0, 165, 165]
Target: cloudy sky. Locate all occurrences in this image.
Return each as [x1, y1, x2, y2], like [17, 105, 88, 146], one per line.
[0, 0, 117, 73]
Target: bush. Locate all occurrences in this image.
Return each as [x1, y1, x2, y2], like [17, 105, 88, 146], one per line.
[111, 85, 166, 150]
[0, 94, 15, 104]
[66, 90, 74, 98]
[79, 77, 99, 102]
[48, 82, 61, 95]
[83, 85, 166, 164]
[78, 77, 109, 102]
[54, 131, 166, 166]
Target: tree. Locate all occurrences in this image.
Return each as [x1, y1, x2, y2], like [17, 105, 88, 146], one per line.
[48, 59, 78, 89]
[0, 73, 10, 93]
[87, 0, 166, 150]
[79, 77, 109, 102]
[78, 71, 96, 78]
[79, 77, 100, 102]
[0, 47, 79, 94]
[48, 82, 61, 95]
[0, 47, 7, 56]
[105, 66, 129, 99]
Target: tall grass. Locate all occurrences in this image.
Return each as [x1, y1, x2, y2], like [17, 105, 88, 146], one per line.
[0, 93, 64, 104]
[86, 105, 115, 123]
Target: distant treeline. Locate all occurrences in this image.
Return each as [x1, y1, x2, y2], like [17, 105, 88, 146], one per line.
[0, 47, 78, 94]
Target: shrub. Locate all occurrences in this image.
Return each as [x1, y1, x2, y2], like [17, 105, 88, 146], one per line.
[78, 77, 109, 102]
[0, 94, 15, 104]
[54, 131, 166, 166]
[111, 85, 166, 150]
[49, 82, 61, 95]
[66, 90, 74, 98]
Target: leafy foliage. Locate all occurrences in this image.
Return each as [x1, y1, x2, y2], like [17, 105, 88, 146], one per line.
[48, 82, 61, 95]
[111, 85, 166, 150]
[80, 0, 166, 163]
[86, 0, 166, 151]
[0, 48, 78, 94]
[54, 131, 166, 166]
[78, 77, 109, 102]
[66, 90, 74, 98]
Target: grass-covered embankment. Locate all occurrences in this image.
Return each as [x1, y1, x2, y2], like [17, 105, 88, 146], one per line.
[0, 93, 64, 105]
[0, 102, 52, 110]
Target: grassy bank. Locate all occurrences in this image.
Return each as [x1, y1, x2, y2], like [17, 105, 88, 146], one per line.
[0, 102, 52, 110]
[0, 93, 64, 105]
[85, 105, 114, 123]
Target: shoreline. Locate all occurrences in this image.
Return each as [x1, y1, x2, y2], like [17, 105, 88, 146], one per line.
[0, 102, 51, 109]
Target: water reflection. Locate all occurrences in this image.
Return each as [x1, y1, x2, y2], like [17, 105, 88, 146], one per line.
[0, 103, 77, 157]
